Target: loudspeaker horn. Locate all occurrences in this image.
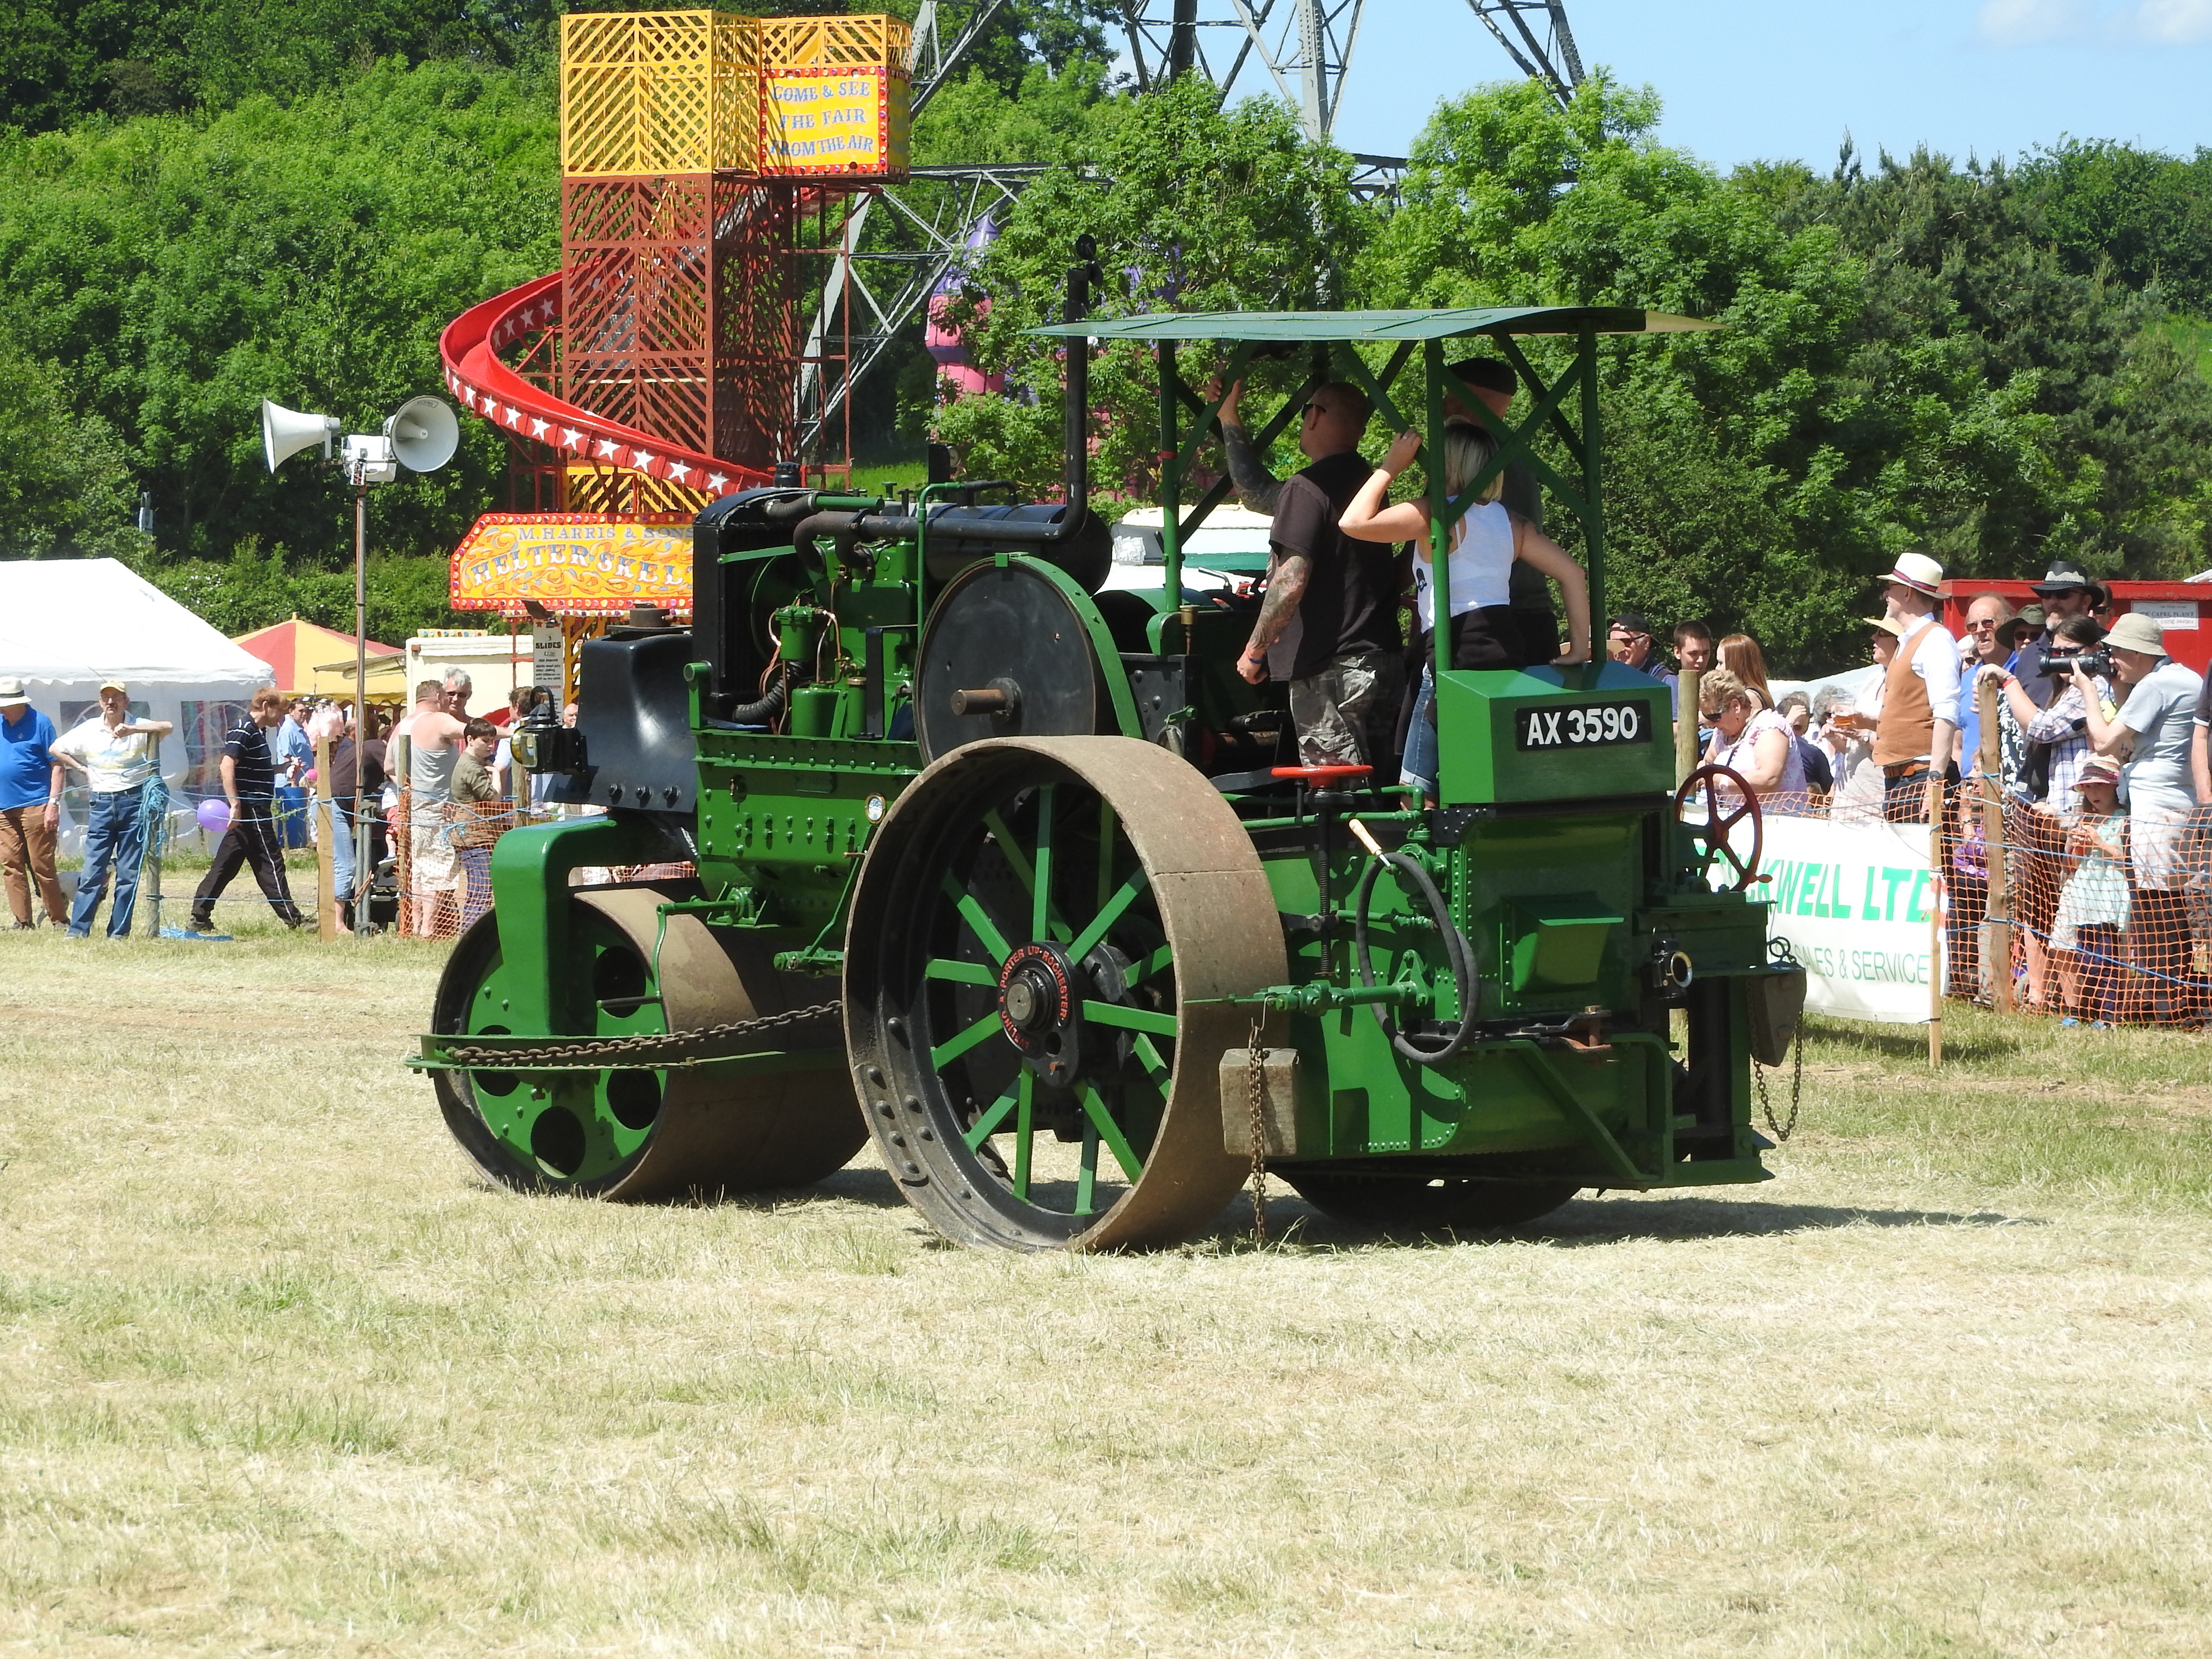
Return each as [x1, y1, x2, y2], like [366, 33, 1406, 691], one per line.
[262, 400, 340, 473]
[385, 396, 459, 473]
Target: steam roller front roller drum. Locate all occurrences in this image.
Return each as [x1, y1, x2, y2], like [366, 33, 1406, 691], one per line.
[843, 736, 1287, 1250]
[431, 886, 866, 1200]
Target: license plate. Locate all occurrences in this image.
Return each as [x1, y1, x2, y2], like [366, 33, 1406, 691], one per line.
[1515, 700, 1652, 751]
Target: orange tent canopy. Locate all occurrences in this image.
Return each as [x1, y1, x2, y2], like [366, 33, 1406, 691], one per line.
[231, 617, 401, 697]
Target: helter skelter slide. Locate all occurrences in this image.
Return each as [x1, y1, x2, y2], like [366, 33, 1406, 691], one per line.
[439, 11, 913, 624]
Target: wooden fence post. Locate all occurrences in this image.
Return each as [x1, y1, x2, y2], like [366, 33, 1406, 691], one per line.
[1675, 668, 1703, 785]
[1977, 673, 2013, 1014]
[314, 735, 336, 942]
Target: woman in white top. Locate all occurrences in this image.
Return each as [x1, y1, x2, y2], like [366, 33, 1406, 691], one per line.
[1699, 666, 1807, 808]
[1340, 421, 1592, 797]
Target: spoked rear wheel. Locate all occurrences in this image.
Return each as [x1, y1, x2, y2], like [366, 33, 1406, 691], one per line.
[1284, 1172, 1580, 1233]
[431, 885, 863, 1200]
[844, 737, 1286, 1250]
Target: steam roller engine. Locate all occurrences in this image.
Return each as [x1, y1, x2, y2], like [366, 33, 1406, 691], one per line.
[418, 284, 1805, 1249]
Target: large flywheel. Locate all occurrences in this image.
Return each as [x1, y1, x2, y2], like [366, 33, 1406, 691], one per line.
[843, 736, 1286, 1250]
[431, 885, 865, 1200]
[914, 558, 1120, 763]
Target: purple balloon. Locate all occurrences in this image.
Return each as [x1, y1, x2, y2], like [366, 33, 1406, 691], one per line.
[196, 797, 230, 834]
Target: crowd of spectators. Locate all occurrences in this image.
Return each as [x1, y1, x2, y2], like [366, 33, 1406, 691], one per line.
[1614, 553, 2212, 1025]
[0, 658, 561, 939]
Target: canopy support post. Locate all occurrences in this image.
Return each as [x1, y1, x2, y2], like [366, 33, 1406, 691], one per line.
[1423, 339, 1451, 688]
[1158, 339, 1183, 603]
[1577, 325, 1605, 637]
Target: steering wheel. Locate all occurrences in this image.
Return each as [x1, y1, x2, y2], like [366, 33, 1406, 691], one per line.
[1675, 764, 1764, 892]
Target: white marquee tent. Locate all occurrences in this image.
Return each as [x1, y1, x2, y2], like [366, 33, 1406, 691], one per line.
[0, 559, 275, 852]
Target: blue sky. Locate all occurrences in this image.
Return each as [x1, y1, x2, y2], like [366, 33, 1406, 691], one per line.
[1322, 0, 2212, 170]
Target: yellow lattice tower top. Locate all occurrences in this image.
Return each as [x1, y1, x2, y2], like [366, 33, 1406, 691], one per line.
[561, 10, 912, 180]
[759, 12, 912, 69]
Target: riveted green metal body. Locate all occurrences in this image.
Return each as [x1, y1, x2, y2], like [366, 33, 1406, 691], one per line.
[422, 299, 1797, 1246]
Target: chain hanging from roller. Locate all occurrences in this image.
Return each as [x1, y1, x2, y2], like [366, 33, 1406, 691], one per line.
[1245, 1012, 1268, 1247]
[1752, 1028, 1803, 1143]
[438, 1002, 843, 1070]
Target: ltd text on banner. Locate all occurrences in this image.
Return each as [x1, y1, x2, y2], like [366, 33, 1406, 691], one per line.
[1760, 813, 1939, 1024]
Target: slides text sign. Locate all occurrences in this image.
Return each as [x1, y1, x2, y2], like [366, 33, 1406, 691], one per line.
[1761, 813, 1939, 1024]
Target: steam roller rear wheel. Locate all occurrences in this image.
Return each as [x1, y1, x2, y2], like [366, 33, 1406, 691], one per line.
[1283, 1172, 1580, 1233]
[844, 736, 1286, 1250]
[431, 885, 864, 1200]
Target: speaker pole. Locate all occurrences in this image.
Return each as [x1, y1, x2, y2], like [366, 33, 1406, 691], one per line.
[353, 483, 370, 937]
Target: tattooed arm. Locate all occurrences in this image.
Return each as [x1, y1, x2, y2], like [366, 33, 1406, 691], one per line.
[1204, 377, 1283, 515]
[1238, 553, 1311, 685]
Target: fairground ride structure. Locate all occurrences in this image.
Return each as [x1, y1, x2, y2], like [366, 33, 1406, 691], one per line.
[437, 1, 1592, 580]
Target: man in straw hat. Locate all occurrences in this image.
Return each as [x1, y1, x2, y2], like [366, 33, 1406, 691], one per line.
[0, 677, 67, 928]
[2079, 610, 2204, 1016]
[52, 680, 172, 939]
[1870, 552, 1961, 823]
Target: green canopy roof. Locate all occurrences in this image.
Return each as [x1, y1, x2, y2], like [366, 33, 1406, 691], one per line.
[1028, 306, 1719, 343]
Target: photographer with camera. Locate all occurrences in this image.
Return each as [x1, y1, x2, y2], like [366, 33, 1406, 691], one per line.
[1994, 618, 2113, 804]
[1989, 617, 2113, 1010]
[2078, 612, 2204, 1020]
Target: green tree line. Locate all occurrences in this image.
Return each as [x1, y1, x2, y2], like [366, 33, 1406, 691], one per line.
[939, 72, 2212, 669]
[1, 1, 2209, 668]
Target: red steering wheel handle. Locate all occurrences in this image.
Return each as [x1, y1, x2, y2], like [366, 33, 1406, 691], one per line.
[1674, 764, 1764, 892]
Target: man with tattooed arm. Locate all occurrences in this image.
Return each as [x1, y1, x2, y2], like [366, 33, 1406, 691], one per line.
[1231, 383, 1401, 768]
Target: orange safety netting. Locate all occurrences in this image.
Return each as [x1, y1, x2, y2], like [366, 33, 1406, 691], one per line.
[389, 788, 695, 940]
[1748, 781, 2212, 1027]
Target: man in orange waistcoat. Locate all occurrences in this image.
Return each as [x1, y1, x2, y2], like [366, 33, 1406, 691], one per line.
[1870, 553, 1961, 824]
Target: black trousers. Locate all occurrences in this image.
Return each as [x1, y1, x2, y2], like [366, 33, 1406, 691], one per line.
[191, 804, 302, 927]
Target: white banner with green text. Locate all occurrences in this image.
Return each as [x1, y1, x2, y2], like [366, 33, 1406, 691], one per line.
[1760, 813, 1940, 1024]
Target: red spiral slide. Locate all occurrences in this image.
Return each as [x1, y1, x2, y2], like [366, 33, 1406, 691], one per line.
[438, 274, 776, 495]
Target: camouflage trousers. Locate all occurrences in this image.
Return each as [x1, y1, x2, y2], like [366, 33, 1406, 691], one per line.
[1288, 649, 1403, 770]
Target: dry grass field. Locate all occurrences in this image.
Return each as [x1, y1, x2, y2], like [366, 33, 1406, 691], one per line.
[3, 915, 2211, 1657]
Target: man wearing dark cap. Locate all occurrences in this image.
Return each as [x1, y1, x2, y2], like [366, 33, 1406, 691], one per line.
[2016, 560, 2107, 708]
[1605, 613, 1679, 713]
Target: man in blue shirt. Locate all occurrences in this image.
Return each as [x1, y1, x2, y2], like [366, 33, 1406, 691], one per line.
[272, 697, 315, 849]
[0, 677, 66, 928]
[1956, 593, 2022, 786]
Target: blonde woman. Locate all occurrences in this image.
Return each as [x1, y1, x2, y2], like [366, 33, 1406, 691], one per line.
[1716, 632, 1774, 709]
[1340, 420, 1591, 797]
[1699, 666, 1806, 806]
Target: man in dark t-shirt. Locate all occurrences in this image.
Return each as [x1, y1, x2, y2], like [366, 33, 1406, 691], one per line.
[1235, 383, 1402, 767]
[189, 686, 304, 932]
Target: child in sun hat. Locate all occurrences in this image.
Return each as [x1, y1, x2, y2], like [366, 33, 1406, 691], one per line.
[2051, 757, 2129, 1027]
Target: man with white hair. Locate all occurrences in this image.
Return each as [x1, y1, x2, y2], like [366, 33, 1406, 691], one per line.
[1870, 553, 1961, 823]
[1957, 591, 2023, 792]
[440, 669, 473, 721]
